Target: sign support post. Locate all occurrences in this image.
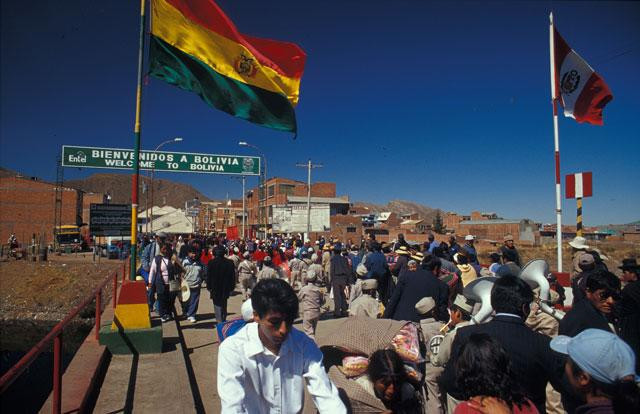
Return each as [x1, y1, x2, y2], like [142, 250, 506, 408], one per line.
[566, 171, 593, 239]
[576, 197, 583, 237]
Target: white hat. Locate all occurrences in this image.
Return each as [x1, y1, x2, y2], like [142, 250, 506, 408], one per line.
[568, 236, 589, 250]
[464, 235, 475, 241]
[241, 299, 254, 322]
[415, 297, 436, 314]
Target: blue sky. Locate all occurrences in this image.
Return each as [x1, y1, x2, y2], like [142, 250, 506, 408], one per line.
[1, 1, 638, 225]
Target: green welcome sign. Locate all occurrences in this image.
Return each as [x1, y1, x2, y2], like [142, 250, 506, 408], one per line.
[62, 145, 260, 176]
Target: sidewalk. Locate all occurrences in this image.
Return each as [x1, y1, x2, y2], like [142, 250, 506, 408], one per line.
[93, 286, 245, 413]
[93, 283, 343, 413]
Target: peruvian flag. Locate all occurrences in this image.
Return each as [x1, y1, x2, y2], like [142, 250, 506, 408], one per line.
[553, 28, 613, 125]
[566, 172, 593, 199]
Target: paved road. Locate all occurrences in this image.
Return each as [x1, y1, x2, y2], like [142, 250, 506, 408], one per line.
[93, 283, 343, 413]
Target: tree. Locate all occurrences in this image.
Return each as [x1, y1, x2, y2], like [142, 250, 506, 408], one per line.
[432, 210, 445, 234]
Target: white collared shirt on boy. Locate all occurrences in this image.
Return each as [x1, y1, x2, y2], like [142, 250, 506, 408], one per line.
[217, 322, 346, 413]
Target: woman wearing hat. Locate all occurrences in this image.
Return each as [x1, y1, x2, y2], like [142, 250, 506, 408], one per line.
[550, 329, 640, 413]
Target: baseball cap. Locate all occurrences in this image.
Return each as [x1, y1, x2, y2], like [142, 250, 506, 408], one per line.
[464, 235, 475, 241]
[578, 253, 595, 268]
[550, 329, 638, 384]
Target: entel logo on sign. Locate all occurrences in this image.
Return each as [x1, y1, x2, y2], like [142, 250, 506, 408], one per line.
[68, 151, 87, 163]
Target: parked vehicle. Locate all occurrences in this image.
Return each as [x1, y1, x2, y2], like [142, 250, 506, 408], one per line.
[54, 225, 86, 252]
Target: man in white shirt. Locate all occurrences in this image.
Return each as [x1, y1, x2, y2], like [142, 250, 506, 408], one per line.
[217, 278, 346, 413]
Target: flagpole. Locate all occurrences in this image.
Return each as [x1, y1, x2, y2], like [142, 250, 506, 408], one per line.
[129, 0, 147, 280]
[549, 12, 563, 272]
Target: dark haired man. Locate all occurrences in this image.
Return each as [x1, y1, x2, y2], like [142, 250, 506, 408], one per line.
[330, 245, 352, 318]
[439, 276, 564, 414]
[383, 254, 448, 323]
[206, 246, 235, 323]
[217, 279, 346, 412]
[499, 234, 522, 267]
[559, 269, 621, 337]
[618, 258, 640, 373]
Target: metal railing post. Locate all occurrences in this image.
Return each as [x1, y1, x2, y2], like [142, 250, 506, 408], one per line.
[95, 290, 101, 341]
[113, 273, 118, 309]
[52, 333, 63, 414]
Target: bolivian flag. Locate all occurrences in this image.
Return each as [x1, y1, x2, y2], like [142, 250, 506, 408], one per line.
[149, 0, 306, 133]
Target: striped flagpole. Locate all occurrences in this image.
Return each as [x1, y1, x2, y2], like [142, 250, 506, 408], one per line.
[576, 197, 583, 237]
[129, 0, 147, 280]
[550, 12, 563, 272]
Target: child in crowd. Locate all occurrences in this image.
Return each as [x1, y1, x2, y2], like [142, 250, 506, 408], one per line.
[181, 246, 204, 323]
[297, 269, 324, 339]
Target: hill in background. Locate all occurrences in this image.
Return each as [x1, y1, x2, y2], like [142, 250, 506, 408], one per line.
[65, 173, 210, 209]
[353, 200, 442, 224]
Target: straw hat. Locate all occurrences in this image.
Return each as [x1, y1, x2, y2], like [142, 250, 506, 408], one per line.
[568, 236, 589, 250]
[396, 246, 410, 255]
[411, 251, 424, 262]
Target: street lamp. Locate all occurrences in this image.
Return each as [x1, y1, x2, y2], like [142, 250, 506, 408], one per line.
[230, 175, 247, 240]
[238, 141, 267, 239]
[149, 137, 183, 232]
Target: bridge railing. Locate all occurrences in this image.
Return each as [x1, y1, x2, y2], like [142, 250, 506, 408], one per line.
[0, 260, 127, 414]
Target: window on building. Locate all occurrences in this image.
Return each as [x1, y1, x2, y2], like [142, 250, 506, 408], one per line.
[268, 184, 275, 198]
[346, 226, 357, 233]
[279, 184, 295, 196]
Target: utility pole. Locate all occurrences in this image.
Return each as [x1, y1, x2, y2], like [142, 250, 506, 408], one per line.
[295, 159, 323, 239]
[242, 175, 246, 240]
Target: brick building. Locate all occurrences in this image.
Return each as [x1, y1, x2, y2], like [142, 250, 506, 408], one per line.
[0, 175, 105, 245]
[245, 177, 348, 235]
[444, 211, 537, 244]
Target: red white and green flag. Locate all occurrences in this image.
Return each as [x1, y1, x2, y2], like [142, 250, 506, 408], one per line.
[553, 28, 613, 126]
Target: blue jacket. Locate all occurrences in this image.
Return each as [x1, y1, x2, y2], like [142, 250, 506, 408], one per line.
[364, 251, 387, 279]
[141, 242, 161, 271]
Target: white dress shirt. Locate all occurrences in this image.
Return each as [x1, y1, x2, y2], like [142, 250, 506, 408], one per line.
[217, 323, 346, 413]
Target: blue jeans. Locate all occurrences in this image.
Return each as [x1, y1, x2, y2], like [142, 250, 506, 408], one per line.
[186, 286, 201, 318]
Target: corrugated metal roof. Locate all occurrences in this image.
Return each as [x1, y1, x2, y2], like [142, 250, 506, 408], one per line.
[287, 196, 349, 204]
[459, 219, 522, 225]
[401, 219, 423, 225]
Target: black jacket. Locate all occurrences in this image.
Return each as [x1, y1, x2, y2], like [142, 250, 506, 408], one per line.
[330, 254, 352, 280]
[206, 256, 236, 303]
[559, 298, 614, 337]
[383, 268, 448, 322]
[439, 314, 565, 414]
[619, 280, 640, 372]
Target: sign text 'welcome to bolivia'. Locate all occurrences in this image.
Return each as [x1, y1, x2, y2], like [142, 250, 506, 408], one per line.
[62, 145, 260, 176]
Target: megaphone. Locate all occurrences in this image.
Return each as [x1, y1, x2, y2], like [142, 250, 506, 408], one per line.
[463, 276, 497, 325]
[519, 259, 565, 321]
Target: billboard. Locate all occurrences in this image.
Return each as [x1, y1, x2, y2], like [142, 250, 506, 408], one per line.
[271, 204, 330, 233]
[62, 145, 260, 176]
[90, 204, 132, 236]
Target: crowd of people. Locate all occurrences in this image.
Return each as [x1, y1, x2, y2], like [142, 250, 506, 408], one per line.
[134, 230, 639, 413]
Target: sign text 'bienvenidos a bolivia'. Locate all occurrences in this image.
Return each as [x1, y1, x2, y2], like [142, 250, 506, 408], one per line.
[62, 145, 260, 175]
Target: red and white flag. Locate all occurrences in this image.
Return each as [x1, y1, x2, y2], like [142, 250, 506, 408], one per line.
[553, 28, 613, 125]
[566, 172, 593, 199]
